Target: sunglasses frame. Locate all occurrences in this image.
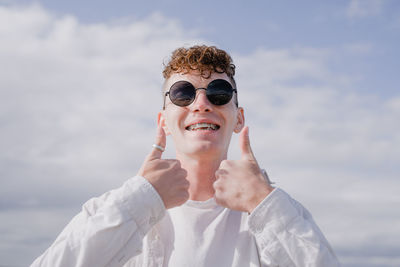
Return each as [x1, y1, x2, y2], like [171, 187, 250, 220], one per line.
[163, 79, 237, 109]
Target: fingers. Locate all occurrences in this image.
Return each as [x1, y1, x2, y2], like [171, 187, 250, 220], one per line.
[239, 126, 256, 161]
[148, 125, 167, 160]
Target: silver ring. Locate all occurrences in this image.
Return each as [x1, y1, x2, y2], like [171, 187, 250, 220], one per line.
[152, 144, 165, 152]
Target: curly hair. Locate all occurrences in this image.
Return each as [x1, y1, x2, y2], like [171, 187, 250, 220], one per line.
[162, 45, 236, 86]
[162, 45, 238, 106]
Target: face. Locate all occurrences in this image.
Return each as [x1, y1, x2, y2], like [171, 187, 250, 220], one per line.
[159, 71, 244, 160]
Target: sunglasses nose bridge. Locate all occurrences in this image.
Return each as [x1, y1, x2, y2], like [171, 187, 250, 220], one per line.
[195, 87, 207, 93]
[191, 87, 213, 111]
[193, 87, 208, 100]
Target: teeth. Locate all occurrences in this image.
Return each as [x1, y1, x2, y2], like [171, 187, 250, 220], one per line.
[187, 123, 219, 131]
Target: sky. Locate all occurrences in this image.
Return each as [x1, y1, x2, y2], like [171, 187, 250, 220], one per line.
[0, 0, 399, 266]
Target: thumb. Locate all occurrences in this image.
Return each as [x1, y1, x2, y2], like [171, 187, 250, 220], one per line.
[148, 125, 166, 160]
[239, 126, 256, 161]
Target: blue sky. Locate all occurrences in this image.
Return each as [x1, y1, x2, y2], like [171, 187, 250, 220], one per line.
[8, 0, 399, 98]
[0, 1, 399, 266]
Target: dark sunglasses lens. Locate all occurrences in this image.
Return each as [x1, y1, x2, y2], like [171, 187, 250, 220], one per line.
[169, 81, 196, 106]
[206, 79, 233, 105]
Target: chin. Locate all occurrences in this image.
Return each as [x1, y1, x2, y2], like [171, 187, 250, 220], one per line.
[184, 143, 222, 157]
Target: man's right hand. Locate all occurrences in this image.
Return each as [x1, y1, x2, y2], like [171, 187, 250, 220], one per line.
[138, 125, 189, 209]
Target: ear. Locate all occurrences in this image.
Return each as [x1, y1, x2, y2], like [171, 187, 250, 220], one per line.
[234, 107, 245, 133]
[158, 111, 171, 135]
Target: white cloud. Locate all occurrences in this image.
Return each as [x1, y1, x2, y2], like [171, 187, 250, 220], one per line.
[0, 207, 77, 265]
[234, 47, 400, 167]
[346, 0, 384, 18]
[0, 3, 203, 188]
[0, 4, 205, 264]
[1, 3, 399, 266]
[232, 47, 400, 258]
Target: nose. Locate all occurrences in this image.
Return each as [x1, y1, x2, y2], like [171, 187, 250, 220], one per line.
[190, 89, 213, 112]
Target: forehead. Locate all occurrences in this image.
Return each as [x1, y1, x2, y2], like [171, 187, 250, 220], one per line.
[163, 71, 232, 91]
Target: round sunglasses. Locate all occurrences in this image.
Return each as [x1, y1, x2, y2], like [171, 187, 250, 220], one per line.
[163, 79, 237, 109]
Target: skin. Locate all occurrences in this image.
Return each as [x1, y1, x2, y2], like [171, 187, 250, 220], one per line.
[138, 71, 274, 213]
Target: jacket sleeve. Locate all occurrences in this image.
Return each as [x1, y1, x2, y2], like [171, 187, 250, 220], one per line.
[248, 188, 341, 267]
[31, 176, 166, 267]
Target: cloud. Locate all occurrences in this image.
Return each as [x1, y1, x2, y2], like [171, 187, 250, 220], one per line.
[231, 47, 400, 263]
[0, 207, 77, 265]
[346, 0, 384, 18]
[1, 3, 399, 266]
[234, 47, 399, 169]
[0, 4, 205, 264]
[0, 3, 202, 197]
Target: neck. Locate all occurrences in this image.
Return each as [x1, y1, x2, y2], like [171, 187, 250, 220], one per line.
[176, 152, 227, 201]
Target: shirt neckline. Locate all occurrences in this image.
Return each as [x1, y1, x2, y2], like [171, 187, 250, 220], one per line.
[184, 197, 219, 209]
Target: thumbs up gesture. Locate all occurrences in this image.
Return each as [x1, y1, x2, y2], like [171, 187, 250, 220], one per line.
[213, 126, 274, 213]
[138, 125, 190, 209]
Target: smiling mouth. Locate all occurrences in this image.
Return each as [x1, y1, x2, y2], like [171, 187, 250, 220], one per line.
[186, 123, 220, 131]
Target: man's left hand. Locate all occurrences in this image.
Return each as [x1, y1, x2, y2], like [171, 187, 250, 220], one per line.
[213, 126, 274, 213]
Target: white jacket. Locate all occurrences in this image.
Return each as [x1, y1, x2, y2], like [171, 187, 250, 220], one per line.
[31, 176, 341, 267]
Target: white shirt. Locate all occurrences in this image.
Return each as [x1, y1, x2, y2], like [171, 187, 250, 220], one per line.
[163, 197, 258, 267]
[31, 176, 341, 267]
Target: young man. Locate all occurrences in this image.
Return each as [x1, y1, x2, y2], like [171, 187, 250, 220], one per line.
[32, 45, 341, 266]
